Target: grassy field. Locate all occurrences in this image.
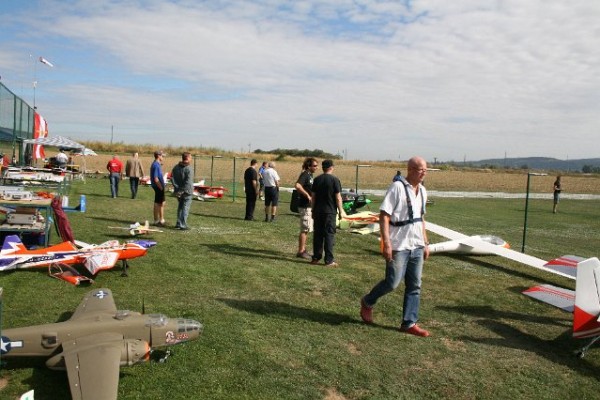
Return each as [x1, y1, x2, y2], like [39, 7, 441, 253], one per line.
[0, 177, 599, 399]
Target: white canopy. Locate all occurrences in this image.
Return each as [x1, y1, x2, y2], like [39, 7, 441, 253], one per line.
[22, 136, 90, 180]
[22, 135, 85, 150]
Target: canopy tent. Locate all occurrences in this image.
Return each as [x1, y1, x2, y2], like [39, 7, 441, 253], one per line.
[22, 135, 85, 150]
[22, 136, 90, 179]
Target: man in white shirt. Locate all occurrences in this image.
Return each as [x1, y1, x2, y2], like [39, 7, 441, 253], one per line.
[262, 162, 280, 222]
[360, 156, 431, 337]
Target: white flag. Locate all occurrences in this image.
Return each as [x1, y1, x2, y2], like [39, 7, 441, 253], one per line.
[39, 56, 54, 67]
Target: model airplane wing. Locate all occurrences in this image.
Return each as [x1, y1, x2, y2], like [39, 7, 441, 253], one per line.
[522, 284, 575, 312]
[62, 332, 123, 400]
[69, 288, 117, 320]
[426, 222, 576, 280]
[426, 222, 469, 241]
[81, 252, 120, 275]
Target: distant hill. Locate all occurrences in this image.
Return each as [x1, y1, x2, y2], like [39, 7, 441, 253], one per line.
[445, 157, 600, 172]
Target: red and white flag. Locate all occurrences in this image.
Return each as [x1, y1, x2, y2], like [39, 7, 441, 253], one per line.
[39, 56, 54, 67]
[33, 112, 48, 159]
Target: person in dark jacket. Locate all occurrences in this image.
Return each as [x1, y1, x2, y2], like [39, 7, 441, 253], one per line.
[171, 152, 194, 230]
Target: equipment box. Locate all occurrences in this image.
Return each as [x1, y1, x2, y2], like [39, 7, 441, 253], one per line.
[6, 213, 37, 225]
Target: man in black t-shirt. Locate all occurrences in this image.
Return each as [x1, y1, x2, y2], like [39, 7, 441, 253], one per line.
[244, 159, 259, 220]
[310, 159, 346, 267]
[295, 157, 318, 259]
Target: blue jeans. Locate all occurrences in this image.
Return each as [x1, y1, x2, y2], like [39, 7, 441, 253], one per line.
[129, 177, 140, 199]
[363, 248, 424, 328]
[109, 173, 120, 198]
[176, 194, 193, 228]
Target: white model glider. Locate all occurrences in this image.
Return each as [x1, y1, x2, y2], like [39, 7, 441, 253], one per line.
[427, 222, 600, 356]
[521, 257, 600, 358]
[426, 222, 577, 281]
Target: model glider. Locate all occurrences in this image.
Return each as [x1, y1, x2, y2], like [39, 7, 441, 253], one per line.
[0, 235, 156, 280]
[426, 222, 577, 280]
[108, 221, 163, 236]
[520, 257, 600, 357]
[0, 288, 203, 399]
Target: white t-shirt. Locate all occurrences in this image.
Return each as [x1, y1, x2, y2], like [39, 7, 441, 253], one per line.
[262, 168, 280, 187]
[380, 181, 427, 251]
[56, 152, 69, 164]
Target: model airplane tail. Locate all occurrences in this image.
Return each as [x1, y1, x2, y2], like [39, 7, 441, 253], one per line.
[522, 257, 600, 339]
[1, 235, 28, 254]
[573, 257, 600, 339]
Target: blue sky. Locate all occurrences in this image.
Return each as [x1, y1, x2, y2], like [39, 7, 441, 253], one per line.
[1, 0, 598, 162]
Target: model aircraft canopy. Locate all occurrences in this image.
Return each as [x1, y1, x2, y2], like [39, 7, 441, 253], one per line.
[426, 222, 577, 280]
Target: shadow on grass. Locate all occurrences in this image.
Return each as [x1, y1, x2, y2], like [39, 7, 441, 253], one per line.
[438, 305, 571, 328]
[202, 243, 288, 262]
[440, 304, 600, 380]
[441, 254, 568, 285]
[218, 298, 361, 326]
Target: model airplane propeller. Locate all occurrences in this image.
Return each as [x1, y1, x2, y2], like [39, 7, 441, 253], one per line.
[0, 288, 203, 399]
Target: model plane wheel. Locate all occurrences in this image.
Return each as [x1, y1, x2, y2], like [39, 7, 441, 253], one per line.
[159, 349, 172, 363]
[129, 229, 136, 236]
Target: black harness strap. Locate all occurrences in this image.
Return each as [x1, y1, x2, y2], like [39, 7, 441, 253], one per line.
[389, 177, 425, 227]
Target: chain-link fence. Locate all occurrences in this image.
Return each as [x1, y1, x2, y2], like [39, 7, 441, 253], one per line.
[0, 82, 35, 160]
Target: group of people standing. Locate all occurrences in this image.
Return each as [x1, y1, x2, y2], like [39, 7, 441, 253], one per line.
[108, 151, 434, 338]
[105, 150, 194, 230]
[249, 155, 432, 337]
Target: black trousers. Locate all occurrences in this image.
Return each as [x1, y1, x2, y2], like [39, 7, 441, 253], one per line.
[245, 190, 257, 220]
[312, 213, 337, 264]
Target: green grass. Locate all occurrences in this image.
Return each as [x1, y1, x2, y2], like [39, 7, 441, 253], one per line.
[1, 179, 600, 399]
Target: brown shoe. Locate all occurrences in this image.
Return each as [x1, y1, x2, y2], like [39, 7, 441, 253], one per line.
[360, 298, 373, 324]
[310, 259, 320, 265]
[324, 262, 339, 268]
[399, 324, 430, 337]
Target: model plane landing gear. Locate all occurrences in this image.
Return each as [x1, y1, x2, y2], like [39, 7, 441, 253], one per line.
[150, 349, 172, 363]
[576, 335, 600, 359]
[121, 259, 129, 277]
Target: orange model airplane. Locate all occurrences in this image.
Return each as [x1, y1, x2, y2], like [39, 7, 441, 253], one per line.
[0, 235, 156, 282]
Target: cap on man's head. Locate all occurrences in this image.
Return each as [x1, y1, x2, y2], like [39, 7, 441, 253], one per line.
[154, 150, 163, 157]
[322, 159, 334, 169]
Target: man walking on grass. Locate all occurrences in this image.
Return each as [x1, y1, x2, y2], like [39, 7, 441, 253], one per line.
[360, 156, 431, 337]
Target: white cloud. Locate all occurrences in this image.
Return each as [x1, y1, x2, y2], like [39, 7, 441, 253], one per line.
[1, 0, 598, 161]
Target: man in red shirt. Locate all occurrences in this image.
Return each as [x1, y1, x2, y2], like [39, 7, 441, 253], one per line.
[106, 155, 124, 198]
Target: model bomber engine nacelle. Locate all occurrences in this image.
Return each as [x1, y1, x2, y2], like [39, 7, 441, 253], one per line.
[45, 339, 150, 370]
[120, 339, 151, 366]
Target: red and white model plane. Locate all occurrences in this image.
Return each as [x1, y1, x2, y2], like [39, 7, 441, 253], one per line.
[193, 184, 227, 201]
[426, 222, 600, 357]
[0, 235, 156, 284]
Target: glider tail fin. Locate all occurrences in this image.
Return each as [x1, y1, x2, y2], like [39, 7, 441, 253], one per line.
[573, 257, 600, 339]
